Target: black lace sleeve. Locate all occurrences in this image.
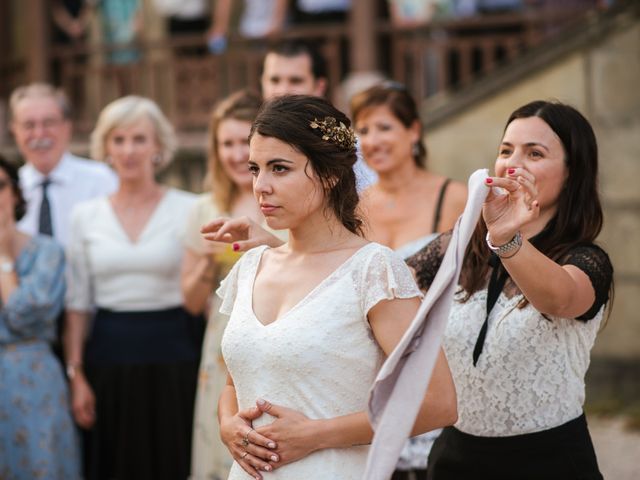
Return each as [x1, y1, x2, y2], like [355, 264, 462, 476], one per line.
[562, 244, 614, 320]
[406, 231, 452, 291]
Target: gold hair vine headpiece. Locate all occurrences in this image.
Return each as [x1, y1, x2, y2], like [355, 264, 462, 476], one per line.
[310, 116, 357, 151]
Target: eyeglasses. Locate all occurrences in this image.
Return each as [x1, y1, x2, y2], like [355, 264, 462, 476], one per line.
[380, 80, 409, 93]
[16, 117, 65, 132]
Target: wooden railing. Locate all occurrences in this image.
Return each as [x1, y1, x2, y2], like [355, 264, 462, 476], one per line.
[46, 5, 598, 135]
[51, 24, 349, 134]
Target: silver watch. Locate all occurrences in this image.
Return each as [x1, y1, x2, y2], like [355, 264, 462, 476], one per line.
[0, 257, 14, 274]
[485, 231, 523, 258]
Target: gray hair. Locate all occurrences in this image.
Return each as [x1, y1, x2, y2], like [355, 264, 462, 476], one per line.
[90, 96, 177, 171]
[9, 83, 72, 121]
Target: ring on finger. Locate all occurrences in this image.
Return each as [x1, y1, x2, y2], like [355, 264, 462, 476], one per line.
[242, 428, 254, 447]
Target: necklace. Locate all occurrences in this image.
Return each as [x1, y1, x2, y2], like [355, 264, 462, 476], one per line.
[382, 188, 403, 210]
[378, 171, 423, 210]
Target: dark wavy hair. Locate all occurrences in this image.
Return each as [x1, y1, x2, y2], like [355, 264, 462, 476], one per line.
[249, 95, 362, 235]
[350, 82, 427, 168]
[265, 40, 327, 81]
[0, 155, 27, 221]
[461, 100, 606, 300]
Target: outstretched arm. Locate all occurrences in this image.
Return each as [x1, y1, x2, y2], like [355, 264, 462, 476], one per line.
[484, 169, 597, 318]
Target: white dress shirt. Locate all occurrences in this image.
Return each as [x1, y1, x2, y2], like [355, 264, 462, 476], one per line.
[18, 152, 118, 247]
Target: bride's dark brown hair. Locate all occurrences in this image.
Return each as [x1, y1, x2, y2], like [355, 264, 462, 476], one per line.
[249, 94, 363, 235]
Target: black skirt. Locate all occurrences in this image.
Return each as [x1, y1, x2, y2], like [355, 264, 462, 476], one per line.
[83, 307, 202, 480]
[427, 414, 603, 480]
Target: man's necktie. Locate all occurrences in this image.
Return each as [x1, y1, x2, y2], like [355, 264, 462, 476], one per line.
[38, 178, 53, 236]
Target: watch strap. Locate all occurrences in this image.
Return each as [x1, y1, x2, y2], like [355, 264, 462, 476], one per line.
[485, 231, 523, 258]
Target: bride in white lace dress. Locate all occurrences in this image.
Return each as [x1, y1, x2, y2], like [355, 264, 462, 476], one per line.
[203, 95, 457, 480]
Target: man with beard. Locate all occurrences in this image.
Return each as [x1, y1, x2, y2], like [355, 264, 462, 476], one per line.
[10, 83, 117, 247]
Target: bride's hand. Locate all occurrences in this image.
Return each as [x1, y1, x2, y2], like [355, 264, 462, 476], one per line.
[201, 216, 284, 252]
[483, 167, 539, 245]
[220, 406, 279, 479]
[253, 398, 320, 469]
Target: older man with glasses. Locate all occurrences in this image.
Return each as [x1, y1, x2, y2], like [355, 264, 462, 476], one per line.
[10, 83, 117, 246]
[9, 83, 118, 363]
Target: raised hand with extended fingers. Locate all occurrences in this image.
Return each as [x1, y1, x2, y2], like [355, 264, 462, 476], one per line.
[483, 167, 539, 247]
[201, 216, 284, 253]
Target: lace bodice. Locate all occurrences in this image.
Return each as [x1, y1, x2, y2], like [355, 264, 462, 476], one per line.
[217, 243, 421, 479]
[408, 237, 613, 436]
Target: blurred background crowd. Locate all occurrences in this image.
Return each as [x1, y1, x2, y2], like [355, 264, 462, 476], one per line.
[0, 0, 638, 479]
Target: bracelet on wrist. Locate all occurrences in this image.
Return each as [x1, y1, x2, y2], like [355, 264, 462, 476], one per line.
[66, 363, 84, 381]
[0, 255, 14, 274]
[485, 231, 522, 258]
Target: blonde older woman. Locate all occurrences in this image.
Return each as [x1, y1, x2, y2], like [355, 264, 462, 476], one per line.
[64, 96, 199, 480]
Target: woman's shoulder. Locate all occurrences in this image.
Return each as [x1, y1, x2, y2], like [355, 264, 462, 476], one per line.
[434, 176, 467, 229]
[362, 241, 395, 257]
[356, 184, 378, 209]
[220, 245, 268, 285]
[565, 242, 610, 258]
[563, 242, 613, 284]
[406, 230, 452, 291]
[238, 244, 270, 267]
[356, 242, 423, 308]
[166, 187, 198, 205]
[442, 178, 468, 203]
[357, 242, 411, 270]
[192, 193, 221, 216]
[71, 196, 108, 221]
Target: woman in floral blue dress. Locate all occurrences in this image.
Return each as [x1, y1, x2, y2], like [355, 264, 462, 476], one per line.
[0, 155, 80, 479]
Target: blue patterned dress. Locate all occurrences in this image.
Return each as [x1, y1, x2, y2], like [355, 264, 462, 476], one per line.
[0, 235, 80, 479]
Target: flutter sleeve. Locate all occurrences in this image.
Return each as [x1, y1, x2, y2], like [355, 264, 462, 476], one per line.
[406, 231, 451, 292]
[65, 204, 93, 312]
[3, 238, 65, 338]
[361, 245, 422, 316]
[562, 244, 614, 320]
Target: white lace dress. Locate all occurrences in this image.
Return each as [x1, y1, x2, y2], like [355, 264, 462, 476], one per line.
[407, 234, 613, 437]
[217, 243, 421, 479]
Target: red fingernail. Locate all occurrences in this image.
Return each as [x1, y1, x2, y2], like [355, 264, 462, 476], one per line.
[485, 178, 493, 184]
[508, 168, 515, 174]
[232, 243, 240, 252]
